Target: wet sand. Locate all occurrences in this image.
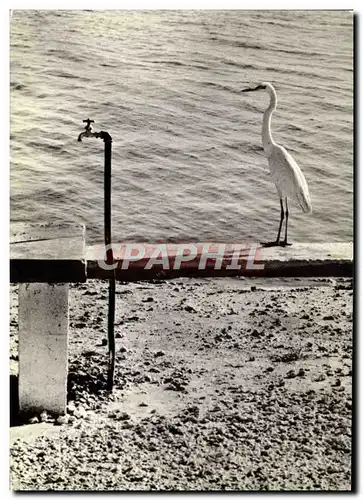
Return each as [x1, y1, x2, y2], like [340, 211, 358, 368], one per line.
[9, 277, 353, 491]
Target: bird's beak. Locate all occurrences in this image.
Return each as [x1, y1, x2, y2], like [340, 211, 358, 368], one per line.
[241, 86, 260, 93]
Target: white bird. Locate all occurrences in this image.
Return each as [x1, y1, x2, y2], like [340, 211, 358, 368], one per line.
[241, 82, 312, 247]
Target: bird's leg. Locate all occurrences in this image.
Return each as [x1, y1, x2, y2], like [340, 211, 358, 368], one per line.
[261, 198, 284, 247]
[280, 198, 292, 247]
[276, 198, 284, 243]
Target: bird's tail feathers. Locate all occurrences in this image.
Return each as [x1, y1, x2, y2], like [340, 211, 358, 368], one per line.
[297, 189, 312, 214]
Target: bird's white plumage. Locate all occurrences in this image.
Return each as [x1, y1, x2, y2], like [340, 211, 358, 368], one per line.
[255, 82, 312, 213]
[268, 144, 312, 213]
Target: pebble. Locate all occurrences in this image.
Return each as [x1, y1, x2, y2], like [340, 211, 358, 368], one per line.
[184, 305, 197, 313]
[74, 407, 87, 419]
[67, 402, 76, 414]
[118, 412, 131, 421]
[56, 415, 69, 425]
[327, 465, 339, 474]
[149, 367, 160, 373]
[28, 416, 39, 425]
[251, 330, 261, 338]
[301, 446, 314, 455]
[39, 411, 48, 422]
[122, 421, 134, 429]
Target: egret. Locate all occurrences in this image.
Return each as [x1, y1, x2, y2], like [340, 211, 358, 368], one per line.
[242, 82, 312, 247]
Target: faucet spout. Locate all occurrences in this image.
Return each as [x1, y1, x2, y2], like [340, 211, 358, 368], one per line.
[77, 119, 112, 143]
[77, 130, 101, 142]
[78, 118, 98, 141]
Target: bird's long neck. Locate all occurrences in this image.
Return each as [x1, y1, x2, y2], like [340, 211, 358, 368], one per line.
[262, 89, 277, 155]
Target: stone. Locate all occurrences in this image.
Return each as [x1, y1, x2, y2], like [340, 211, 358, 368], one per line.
[56, 415, 69, 425]
[39, 411, 48, 422]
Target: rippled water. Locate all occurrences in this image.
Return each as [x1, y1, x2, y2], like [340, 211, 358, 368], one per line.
[10, 10, 353, 244]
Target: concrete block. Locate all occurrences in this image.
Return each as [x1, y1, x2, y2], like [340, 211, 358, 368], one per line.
[18, 283, 69, 415]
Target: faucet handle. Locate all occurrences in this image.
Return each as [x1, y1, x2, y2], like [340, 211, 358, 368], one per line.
[83, 118, 95, 131]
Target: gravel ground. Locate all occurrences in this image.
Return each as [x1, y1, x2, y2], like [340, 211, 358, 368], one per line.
[9, 277, 353, 491]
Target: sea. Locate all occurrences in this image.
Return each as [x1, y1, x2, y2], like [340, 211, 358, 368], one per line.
[10, 10, 353, 245]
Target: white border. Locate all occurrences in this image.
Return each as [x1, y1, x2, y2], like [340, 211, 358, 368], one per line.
[2, 4, 359, 498]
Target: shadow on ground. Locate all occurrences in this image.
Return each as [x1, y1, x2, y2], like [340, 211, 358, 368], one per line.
[10, 364, 109, 427]
[10, 375, 20, 427]
[67, 366, 108, 402]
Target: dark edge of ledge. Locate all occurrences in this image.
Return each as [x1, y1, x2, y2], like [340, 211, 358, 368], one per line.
[86, 259, 353, 281]
[10, 260, 87, 283]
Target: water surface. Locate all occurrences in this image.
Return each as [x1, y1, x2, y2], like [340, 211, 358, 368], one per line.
[10, 10, 353, 244]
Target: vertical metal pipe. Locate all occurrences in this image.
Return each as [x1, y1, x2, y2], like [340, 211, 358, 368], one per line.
[103, 134, 116, 391]
[77, 125, 116, 390]
[104, 137, 112, 256]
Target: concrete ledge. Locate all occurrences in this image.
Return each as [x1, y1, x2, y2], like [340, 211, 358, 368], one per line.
[86, 242, 353, 280]
[10, 223, 87, 283]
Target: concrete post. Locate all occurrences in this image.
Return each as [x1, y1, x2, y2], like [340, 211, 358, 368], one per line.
[18, 283, 69, 415]
[10, 222, 86, 416]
